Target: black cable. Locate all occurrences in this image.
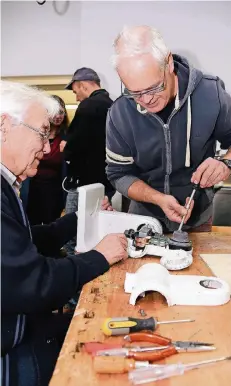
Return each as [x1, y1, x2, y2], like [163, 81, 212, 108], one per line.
[36, 1, 46, 5]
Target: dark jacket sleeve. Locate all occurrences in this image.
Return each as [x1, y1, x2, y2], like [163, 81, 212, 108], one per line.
[106, 109, 140, 196]
[214, 79, 231, 149]
[1, 206, 109, 314]
[31, 213, 77, 256]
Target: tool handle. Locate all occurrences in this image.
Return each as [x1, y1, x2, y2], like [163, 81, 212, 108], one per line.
[127, 332, 172, 346]
[192, 183, 199, 190]
[84, 342, 122, 355]
[131, 346, 178, 362]
[94, 356, 136, 374]
[102, 317, 155, 336]
[128, 317, 156, 333]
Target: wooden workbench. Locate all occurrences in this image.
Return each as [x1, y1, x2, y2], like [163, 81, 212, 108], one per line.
[50, 230, 231, 386]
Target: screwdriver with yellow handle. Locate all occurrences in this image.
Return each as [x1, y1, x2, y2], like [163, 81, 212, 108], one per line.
[94, 356, 151, 374]
[102, 317, 194, 336]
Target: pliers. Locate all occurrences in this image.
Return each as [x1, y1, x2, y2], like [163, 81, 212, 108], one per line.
[122, 332, 216, 362]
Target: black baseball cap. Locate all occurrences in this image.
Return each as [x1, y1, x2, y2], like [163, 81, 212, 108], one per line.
[65, 67, 101, 90]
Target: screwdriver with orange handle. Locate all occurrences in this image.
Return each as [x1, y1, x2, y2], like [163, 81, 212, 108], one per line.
[94, 356, 151, 374]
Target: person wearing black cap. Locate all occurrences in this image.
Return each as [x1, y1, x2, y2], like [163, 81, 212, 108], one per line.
[64, 67, 115, 254]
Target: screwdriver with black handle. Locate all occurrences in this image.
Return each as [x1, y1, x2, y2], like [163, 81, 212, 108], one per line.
[102, 317, 194, 336]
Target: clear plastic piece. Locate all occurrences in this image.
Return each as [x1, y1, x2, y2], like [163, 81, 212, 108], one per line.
[128, 363, 185, 384]
[129, 356, 230, 384]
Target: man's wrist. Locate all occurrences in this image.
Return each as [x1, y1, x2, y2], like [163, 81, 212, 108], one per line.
[219, 158, 231, 173]
[151, 190, 165, 206]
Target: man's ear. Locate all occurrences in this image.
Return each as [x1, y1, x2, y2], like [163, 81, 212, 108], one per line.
[81, 81, 88, 91]
[0, 114, 8, 142]
[1, 114, 7, 128]
[0, 114, 10, 131]
[1, 114, 13, 137]
[167, 53, 174, 74]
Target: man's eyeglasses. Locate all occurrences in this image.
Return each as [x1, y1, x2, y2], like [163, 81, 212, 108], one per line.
[125, 66, 167, 100]
[18, 121, 50, 142]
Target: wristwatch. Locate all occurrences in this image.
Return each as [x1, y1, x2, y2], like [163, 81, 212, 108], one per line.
[220, 158, 231, 170]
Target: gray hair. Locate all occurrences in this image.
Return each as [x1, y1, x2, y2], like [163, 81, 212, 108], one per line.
[0, 80, 60, 122]
[111, 25, 169, 69]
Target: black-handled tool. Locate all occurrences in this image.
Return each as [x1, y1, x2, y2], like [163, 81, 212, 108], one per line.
[102, 317, 194, 336]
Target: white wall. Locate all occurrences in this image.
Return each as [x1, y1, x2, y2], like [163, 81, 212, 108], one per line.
[1, 1, 231, 98]
[1, 1, 82, 77]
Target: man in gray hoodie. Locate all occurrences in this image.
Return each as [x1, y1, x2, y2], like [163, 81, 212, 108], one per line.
[106, 25, 231, 232]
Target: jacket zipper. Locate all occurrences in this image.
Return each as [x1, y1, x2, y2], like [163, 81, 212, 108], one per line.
[151, 106, 181, 182]
[150, 106, 181, 228]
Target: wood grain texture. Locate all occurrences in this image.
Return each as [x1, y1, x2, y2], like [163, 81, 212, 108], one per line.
[50, 231, 231, 386]
[211, 226, 231, 234]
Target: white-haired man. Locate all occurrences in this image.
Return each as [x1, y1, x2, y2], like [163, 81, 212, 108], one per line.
[1, 81, 128, 386]
[106, 26, 231, 232]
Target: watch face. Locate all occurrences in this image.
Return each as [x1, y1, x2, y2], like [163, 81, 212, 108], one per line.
[222, 159, 231, 168]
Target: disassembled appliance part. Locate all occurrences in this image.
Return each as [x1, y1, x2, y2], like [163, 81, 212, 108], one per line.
[76, 184, 163, 253]
[125, 224, 193, 270]
[76, 184, 193, 270]
[168, 230, 192, 251]
[124, 263, 230, 307]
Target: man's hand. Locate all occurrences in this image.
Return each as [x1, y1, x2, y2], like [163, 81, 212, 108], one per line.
[101, 196, 114, 211]
[159, 195, 194, 223]
[94, 234, 128, 266]
[191, 157, 230, 188]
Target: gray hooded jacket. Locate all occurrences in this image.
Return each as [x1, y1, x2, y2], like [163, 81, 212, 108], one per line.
[106, 55, 231, 231]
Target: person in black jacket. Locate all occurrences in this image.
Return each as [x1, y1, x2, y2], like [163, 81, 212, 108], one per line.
[63, 67, 115, 254]
[1, 80, 128, 386]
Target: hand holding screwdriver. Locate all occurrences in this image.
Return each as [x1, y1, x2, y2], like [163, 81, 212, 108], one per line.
[178, 183, 198, 231]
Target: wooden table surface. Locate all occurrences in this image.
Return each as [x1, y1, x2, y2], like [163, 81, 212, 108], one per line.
[50, 231, 231, 386]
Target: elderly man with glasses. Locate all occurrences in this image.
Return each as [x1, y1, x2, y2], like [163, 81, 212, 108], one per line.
[106, 25, 231, 232]
[1, 81, 128, 386]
